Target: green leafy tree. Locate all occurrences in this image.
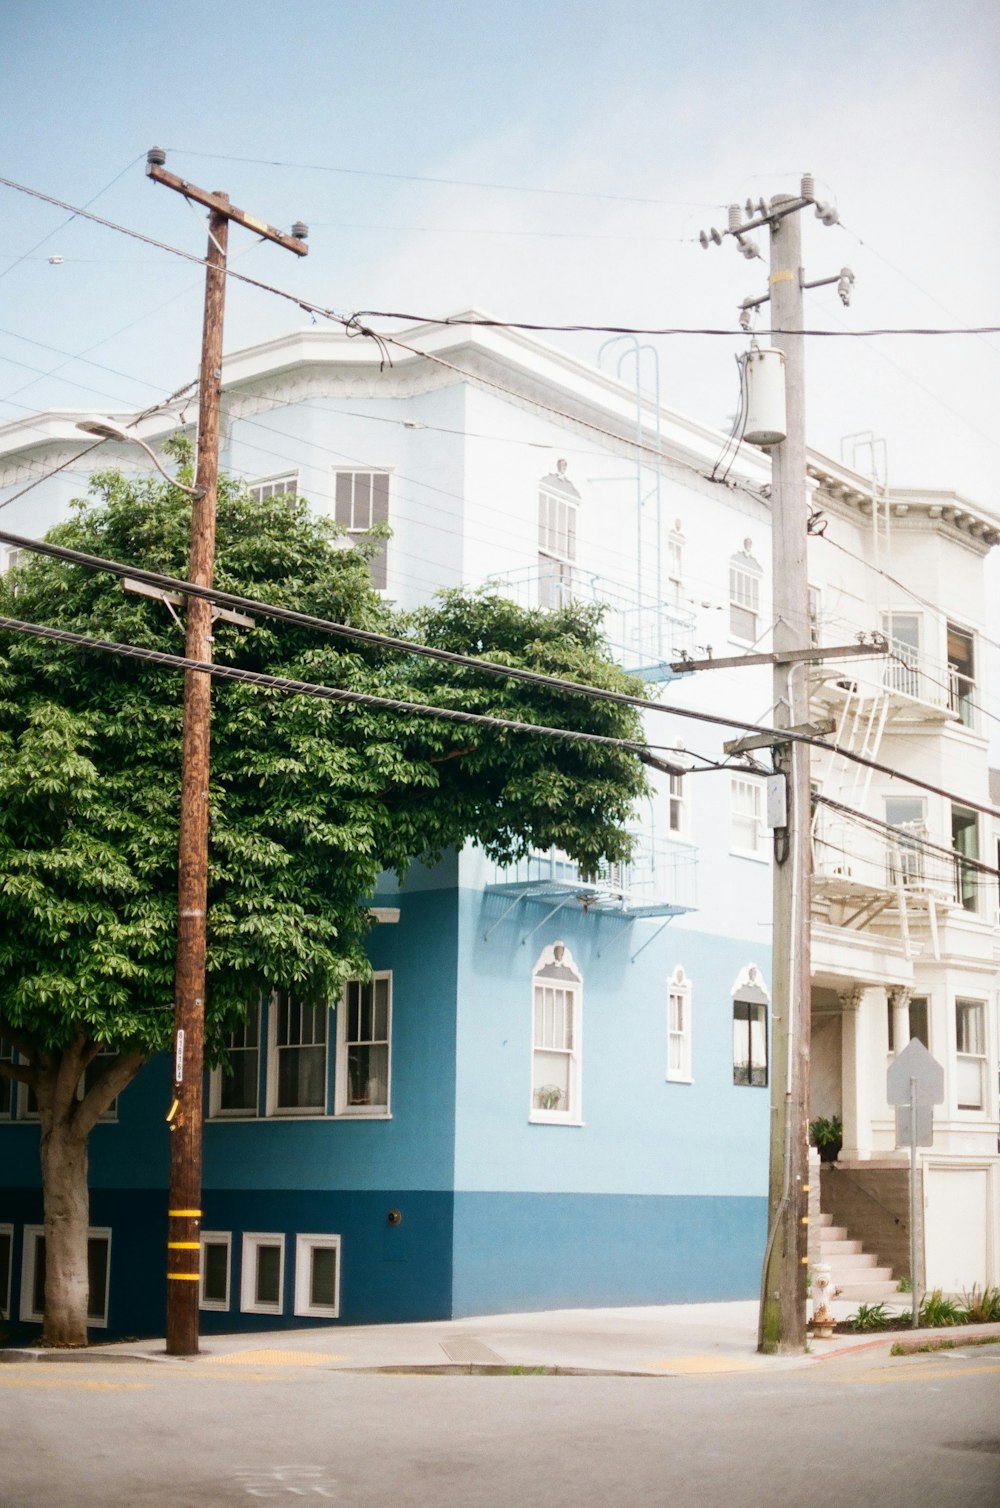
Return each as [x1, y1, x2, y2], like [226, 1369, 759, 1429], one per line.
[0, 462, 647, 1346]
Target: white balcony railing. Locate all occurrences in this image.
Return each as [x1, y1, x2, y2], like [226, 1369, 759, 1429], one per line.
[818, 636, 977, 732]
[811, 811, 971, 909]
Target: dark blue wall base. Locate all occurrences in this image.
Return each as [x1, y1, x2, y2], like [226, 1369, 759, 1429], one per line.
[452, 1192, 768, 1316]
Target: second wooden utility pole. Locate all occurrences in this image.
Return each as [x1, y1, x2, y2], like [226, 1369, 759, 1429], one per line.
[758, 199, 812, 1354]
[145, 148, 308, 1356]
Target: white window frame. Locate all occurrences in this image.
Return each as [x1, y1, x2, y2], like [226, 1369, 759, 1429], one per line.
[729, 549, 761, 643]
[199, 1232, 232, 1312]
[247, 472, 298, 505]
[666, 966, 692, 1083]
[334, 469, 390, 590]
[240, 1233, 285, 1315]
[265, 992, 330, 1118]
[668, 772, 686, 837]
[666, 524, 684, 610]
[293, 1234, 342, 1319]
[20, 1225, 111, 1327]
[955, 998, 986, 1112]
[0, 1223, 12, 1320]
[538, 467, 580, 610]
[209, 1001, 261, 1119]
[730, 776, 766, 859]
[335, 974, 392, 1118]
[0, 1040, 14, 1119]
[530, 942, 583, 1126]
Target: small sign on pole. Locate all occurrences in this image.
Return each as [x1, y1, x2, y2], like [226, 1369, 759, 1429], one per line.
[886, 1038, 945, 1327]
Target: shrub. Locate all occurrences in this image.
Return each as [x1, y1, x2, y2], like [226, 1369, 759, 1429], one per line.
[962, 1285, 1000, 1324]
[848, 1302, 891, 1331]
[919, 1289, 964, 1327]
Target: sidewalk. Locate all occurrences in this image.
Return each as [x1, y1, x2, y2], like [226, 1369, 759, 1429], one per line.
[6, 1299, 999, 1375]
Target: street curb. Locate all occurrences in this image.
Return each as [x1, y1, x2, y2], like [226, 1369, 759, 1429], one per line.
[812, 1321, 1000, 1360]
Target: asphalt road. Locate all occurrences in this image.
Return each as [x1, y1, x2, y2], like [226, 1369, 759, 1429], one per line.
[1, 1345, 998, 1507]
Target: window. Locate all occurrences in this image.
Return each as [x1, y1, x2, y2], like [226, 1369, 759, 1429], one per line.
[946, 623, 975, 730]
[80, 1045, 119, 1120]
[335, 976, 391, 1116]
[199, 1233, 231, 1311]
[951, 804, 979, 912]
[885, 797, 926, 889]
[666, 967, 692, 1082]
[211, 1004, 261, 1117]
[267, 992, 328, 1116]
[0, 1040, 13, 1118]
[530, 942, 582, 1123]
[20, 1227, 111, 1326]
[334, 470, 389, 590]
[668, 773, 686, 836]
[241, 1233, 284, 1315]
[732, 966, 769, 1087]
[1, 546, 23, 595]
[729, 541, 762, 642]
[0, 1225, 12, 1320]
[955, 999, 986, 1111]
[666, 522, 684, 609]
[293, 1234, 341, 1318]
[248, 472, 298, 505]
[730, 777, 765, 857]
[538, 462, 580, 609]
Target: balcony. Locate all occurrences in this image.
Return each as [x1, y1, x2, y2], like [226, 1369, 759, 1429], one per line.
[487, 836, 699, 919]
[813, 636, 977, 732]
[812, 811, 974, 913]
[482, 564, 695, 681]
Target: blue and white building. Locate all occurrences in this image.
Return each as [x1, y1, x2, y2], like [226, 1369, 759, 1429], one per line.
[2, 315, 993, 1337]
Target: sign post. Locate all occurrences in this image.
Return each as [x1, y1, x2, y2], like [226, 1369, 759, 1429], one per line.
[886, 1039, 945, 1327]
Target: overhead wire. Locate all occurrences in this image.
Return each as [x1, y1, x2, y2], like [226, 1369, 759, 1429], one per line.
[2, 526, 999, 823]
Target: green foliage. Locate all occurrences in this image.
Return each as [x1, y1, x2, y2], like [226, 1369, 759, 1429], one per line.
[847, 1302, 891, 1332]
[896, 1274, 913, 1293]
[919, 1289, 965, 1327]
[0, 469, 647, 1072]
[961, 1284, 1000, 1323]
[808, 1115, 843, 1148]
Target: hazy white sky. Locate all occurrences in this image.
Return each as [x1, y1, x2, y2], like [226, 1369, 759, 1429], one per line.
[2, 0, 998, 505]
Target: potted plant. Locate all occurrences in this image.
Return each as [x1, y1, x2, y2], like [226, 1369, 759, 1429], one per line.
[809, 1115, 843, 1163]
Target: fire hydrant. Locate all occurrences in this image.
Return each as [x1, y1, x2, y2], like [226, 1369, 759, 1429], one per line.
[810, 1262, 835, 1339]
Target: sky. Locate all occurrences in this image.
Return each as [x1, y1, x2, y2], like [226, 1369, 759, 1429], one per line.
[1, 0, 999, 511]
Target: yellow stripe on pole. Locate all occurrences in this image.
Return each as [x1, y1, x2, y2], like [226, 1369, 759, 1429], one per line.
[168, 1209, 202, 1217]
[167, 1241, 201, 1250]
[167, 1272, 201, 1282]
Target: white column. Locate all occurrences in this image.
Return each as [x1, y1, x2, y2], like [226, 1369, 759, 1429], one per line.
[839, 986, 872, 1160]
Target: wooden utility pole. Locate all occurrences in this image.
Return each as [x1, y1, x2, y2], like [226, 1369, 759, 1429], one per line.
[146, 148, 308, 1356]
[758, 199, 811, 1354]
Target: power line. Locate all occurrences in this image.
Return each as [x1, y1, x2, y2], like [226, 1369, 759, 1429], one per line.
[0, 611, 663, 759]
[3, 527, 999, 823]
[164, 149, 722, 209]
[3, 176, 997, 346]
[0, 155, 144, 287]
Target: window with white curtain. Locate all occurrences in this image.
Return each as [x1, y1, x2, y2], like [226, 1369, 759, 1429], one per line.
[955, 999, 986, 1111]
[530, 942, 582, 1123]
[666, 966, 692, 1082]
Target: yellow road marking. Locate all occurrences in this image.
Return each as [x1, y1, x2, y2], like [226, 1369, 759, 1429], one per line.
[839, 1361, 1000, 1386]
[209, 1348, 345, 1366]
[0, 1375, 150, 1391]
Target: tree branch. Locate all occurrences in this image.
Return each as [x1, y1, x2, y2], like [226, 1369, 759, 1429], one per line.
[0, 1014, 39, 1063]
[74, 1049, 146, 1137]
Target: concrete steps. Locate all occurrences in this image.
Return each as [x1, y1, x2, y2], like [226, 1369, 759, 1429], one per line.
[816, 1212, 900, 1302]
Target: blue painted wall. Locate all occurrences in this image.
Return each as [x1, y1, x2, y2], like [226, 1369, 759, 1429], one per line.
[451, 1192, 768, 1315]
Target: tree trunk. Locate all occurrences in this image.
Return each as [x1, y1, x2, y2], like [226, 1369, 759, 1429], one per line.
[38, 1111, 91, 1347]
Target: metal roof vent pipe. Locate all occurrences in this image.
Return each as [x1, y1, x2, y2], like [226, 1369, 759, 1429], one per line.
[742, 346, 787, 447]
